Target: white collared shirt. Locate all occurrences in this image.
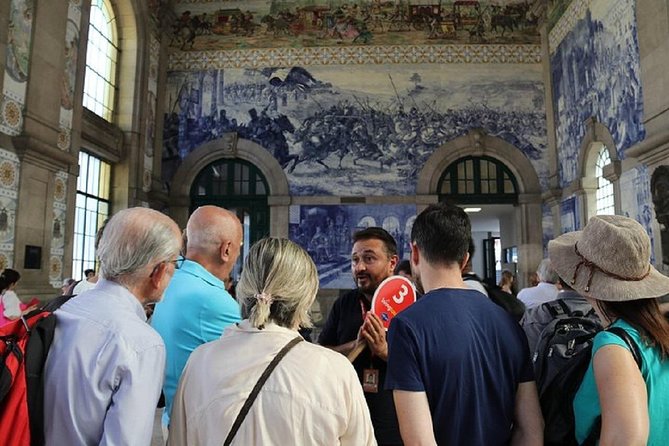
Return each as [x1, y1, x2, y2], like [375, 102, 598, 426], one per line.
[1, 289, 21, 319]
[169, 320, 376, 446]
[44, 279, 166, 446]
[517, 282, 560, 309]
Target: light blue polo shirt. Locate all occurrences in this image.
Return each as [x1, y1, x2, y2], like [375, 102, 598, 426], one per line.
[151, 259, 241, 426]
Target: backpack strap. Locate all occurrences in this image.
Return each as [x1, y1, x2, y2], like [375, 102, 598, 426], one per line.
[606, 326, 642, 368]
[223, 336, 303, 446]
[581, 326, 642, 446]
[545, 300, 567, 318]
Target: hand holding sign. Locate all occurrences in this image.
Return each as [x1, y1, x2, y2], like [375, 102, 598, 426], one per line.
[347, 275, 417, 363]
[370, 275, 417, 330]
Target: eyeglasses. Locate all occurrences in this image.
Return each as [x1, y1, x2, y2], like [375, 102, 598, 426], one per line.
[150, 253, 185, 277]
[170, 255, 185, 270]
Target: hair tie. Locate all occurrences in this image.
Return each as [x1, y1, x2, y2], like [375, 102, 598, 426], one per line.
[254, 292, 273, 305]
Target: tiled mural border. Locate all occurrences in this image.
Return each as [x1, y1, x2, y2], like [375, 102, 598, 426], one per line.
[168, 44, 542, 70]
[549, 0, 590, 53]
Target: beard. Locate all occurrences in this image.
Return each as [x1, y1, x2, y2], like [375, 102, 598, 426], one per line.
[355, 273, 379, 297]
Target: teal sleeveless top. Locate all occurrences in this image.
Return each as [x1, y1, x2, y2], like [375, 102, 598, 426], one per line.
[573, 319, 669, 445]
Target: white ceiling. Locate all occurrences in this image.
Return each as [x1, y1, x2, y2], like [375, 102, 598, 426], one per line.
[465, 204, 516, 233]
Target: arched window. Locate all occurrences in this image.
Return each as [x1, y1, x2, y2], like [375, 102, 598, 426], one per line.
[437, 156, 518, 204]
[83, 0, 118, 121]
[595, 146, 614, 215]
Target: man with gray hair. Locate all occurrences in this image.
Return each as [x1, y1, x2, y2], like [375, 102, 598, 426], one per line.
[517, 258, 560, 309]
[151, 205, 243, 433]
[44, 207, 182, 445]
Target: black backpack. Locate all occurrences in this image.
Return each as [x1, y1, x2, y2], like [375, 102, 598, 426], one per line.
[463, 274, 526, 321]
[534, 312, 641, 446]
[484, 283, 525, 322]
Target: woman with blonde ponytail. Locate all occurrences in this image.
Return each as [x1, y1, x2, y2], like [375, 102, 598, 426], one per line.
[169, 238, 375, 446]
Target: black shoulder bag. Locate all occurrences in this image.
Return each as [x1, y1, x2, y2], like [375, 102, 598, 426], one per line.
[223, 336, 303, 446]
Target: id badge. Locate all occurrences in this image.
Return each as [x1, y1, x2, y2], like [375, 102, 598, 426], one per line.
[362, 368, 379, 393]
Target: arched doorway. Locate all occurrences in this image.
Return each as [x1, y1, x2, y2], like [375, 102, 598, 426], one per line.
[437, 155, 520, 285]
[190, 158, 270, 281]
[169, 134, 291, 237]
[417, 129, 543, 288]
[191, 158, 270, 243]
[170, 134, 292, 280]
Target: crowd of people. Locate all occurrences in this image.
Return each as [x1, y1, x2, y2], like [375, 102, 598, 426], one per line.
[2, 204, 669, 445]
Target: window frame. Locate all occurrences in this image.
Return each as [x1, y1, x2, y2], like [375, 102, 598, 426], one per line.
[83, 0, 119, 122]
[437, 156, 519, 204]
[72, 151, 111, 281]
[594, 146, 615, 215]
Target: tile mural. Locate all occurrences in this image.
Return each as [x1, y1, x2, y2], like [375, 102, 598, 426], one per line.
[289, 204, 416, 288]
[560, 195, 578, 233]
[620, 165, 655, 262]
[550, 0, 645, 187]
[0, 149, 20, 270]
[1, 0, 35, 136]
[162, 64, 547, 195]
[57, 0, 83, 151]
[49, 172, 69, 288]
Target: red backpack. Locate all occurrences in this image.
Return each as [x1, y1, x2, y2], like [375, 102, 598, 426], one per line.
[0, 309, 55, 446]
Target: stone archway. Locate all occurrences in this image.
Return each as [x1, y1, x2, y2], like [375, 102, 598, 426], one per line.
[417, 128, 542, 196]
[416, 128, 544, 288]
[169, 133, 291, 236]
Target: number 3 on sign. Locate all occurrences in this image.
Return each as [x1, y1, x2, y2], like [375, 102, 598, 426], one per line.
[393, 284, 408, 304]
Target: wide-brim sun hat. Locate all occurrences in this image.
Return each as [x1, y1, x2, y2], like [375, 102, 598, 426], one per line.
[548, 215, 669, 301]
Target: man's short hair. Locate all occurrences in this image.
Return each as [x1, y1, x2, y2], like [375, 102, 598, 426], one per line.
[352, 227, 397, 258]
[84, 269, 95, 277]
[411, 203, 471, 266]
[536, 258, 559, 284]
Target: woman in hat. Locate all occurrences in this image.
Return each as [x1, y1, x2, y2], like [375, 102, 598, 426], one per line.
[168, 238, 375, 445]
[548, 215, 669, 445]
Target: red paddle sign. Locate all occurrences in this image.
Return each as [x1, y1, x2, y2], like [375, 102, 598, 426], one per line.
[371, 275, 417, 330]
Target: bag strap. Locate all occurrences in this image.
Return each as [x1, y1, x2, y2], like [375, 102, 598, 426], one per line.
[581, 325, 642, 446]
[606, 326, 642, 368]
[223, 336, 303, 446]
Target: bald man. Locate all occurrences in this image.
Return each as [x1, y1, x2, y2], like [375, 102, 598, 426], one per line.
[151, 206, 243, 431]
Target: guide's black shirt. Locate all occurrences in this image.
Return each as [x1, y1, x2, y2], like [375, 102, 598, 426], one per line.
[318, 289, 402, 445]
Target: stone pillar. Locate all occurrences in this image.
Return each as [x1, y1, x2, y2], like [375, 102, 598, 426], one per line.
[602, 160, 622, 215]
[268, 195, 290, 238]
[535, 4, 560, 194]
[516, 194, 543, 289]
[10, 0, 80, 299]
